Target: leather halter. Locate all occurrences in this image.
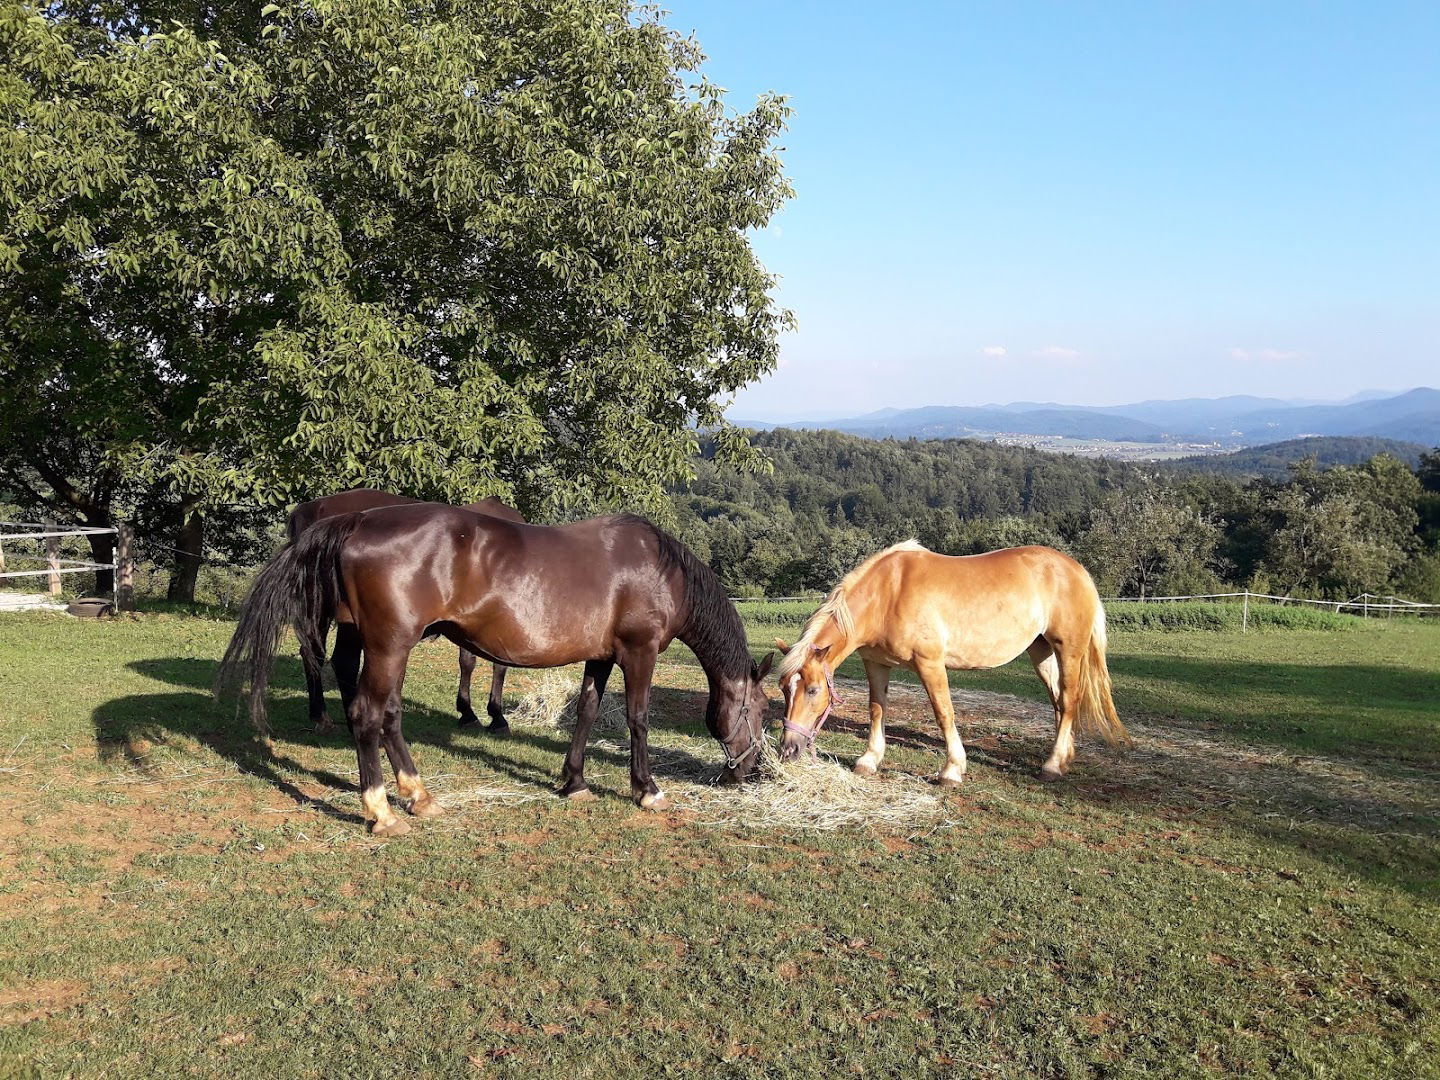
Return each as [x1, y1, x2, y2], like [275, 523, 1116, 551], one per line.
[783, 663, 842, 753]
[722, 695, 763, 771]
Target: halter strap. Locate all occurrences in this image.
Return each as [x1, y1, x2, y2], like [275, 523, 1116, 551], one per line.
[722, 696, 763, 771]
[783, 664, 843, 753]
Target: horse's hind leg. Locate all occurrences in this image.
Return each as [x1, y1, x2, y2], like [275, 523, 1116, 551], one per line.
[486, 663, 510, 735]
[853, 661, 892, 777]
[1029, 638, 1076, 782]
[349, 647, 415, 836]
[914, 657, 966, 787]
[299, 620, 333, 734]
[557, 659, 613, 801]
[332, 623, 362, 729]
[455, 648, 480, 727]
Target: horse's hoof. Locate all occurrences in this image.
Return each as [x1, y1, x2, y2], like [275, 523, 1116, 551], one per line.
[639, 792, 672, 812]
[1038, 766, 1067, 783]
[933, 773, 965, 789]
[456, 716, 481, 728]
[486, 722, 511, 738]
[409, 796, 444, 818]
[313, 720, 335, 736]
[561, 787, 596, 802]
[370, 817, 411, 838]
[853, 760, 877, 777]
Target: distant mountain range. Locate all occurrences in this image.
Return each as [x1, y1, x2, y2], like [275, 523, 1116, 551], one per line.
[736, 387, 1440, 448]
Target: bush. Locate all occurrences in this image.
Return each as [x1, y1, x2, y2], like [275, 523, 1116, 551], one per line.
[1103, 601, 1357, 632]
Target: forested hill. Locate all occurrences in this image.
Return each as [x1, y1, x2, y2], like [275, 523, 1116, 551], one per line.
[671, 427, 1440, 602]
[673, 429, 1142, 593]
[1162, 436, 1427, 478]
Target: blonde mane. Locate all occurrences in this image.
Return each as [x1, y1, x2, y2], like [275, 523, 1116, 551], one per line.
[777, 539, 927, 678]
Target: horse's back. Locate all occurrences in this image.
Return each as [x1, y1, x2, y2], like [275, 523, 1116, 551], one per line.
[869, 545, 1100, 668]
[463, 496, 525, 524]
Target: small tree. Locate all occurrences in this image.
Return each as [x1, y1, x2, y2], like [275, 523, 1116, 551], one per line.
[1260, 457, 1419, 598]
[1080, 486, 1221, 598]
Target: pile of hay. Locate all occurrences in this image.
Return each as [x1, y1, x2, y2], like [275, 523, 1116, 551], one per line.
[503, 669, 950, 833]
[671, 742, 949, 833]
[504, 666, 627, 732]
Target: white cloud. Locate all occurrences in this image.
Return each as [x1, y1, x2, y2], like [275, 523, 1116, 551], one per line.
[979, 345, 1008, 358]
[1035, 345, 1082, 362]
[1228, 347, 1304, 364]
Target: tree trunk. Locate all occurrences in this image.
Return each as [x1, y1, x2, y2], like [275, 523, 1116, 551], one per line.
[88, 529, 116, 595]
[167, 509, 205, 603]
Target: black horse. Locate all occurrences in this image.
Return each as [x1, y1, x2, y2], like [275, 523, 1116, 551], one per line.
[218, 505, 772, 835]
[287, 488, 523, 734]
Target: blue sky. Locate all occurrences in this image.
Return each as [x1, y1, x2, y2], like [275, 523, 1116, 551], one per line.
[664, 2, 1439, 419]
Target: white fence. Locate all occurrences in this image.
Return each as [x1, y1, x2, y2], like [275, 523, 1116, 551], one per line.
[729, 589, 1439, 630]
[0, 522, 134, 609]
[1102, 589, 1439, 625]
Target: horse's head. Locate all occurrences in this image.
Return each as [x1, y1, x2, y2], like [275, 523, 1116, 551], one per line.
[714, 652, 774, 785]
[773, 638, 842, 762]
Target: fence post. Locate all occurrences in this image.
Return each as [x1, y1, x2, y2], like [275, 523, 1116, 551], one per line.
[45, 520, 61, 596]
[1242, 590, 1249, 633]
[116, 523, 135, 612]
[1362, 594, 1369, 620]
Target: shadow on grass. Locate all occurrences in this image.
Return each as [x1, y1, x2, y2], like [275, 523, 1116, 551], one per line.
[814, 662, 1440, 898]
[92, 656, 739, 825]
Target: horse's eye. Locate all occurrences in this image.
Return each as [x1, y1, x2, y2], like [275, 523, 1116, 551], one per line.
[806, 685, 820, 697]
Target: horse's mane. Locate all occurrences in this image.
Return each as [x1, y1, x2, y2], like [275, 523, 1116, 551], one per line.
[623, 516, 752, 682]
[777, 539, 927, 679]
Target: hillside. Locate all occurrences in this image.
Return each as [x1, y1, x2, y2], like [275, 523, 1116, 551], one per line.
[1163, 436, 1429, 478]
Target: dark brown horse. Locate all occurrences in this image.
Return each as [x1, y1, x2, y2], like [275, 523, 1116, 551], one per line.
[287, 488, 523, 734]
[218, 505, 772, 835]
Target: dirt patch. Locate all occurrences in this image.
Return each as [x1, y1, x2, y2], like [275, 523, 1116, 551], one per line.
[0, 978, 86, 1025]
[846, 678, 1440, 832]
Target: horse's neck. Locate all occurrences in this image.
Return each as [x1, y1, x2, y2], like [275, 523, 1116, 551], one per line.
[678, 627, 744, 697]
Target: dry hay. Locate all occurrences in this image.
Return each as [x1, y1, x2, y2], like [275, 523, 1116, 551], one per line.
[556, 731, 947, 833]
[674, 744, 950, 833]
[504, 666, 627, 732]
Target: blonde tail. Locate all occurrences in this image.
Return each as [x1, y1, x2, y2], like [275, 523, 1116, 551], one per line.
[1076, 604, 1129, 747]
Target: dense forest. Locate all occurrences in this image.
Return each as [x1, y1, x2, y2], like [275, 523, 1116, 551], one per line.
[1164, 436, 1426, 478]
[671, 429, 1440, 602]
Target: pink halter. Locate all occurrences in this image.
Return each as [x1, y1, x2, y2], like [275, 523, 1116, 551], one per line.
[783, 664, 843, 753]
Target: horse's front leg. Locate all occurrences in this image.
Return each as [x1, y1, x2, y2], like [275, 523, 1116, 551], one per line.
[558, 659, 613, 800]
[914, 656, 967, 787]
[620, 649, 668, 811]
[854, 660, 892, 776]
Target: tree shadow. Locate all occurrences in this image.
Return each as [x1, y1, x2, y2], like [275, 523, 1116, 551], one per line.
[93, 657, 741, 823]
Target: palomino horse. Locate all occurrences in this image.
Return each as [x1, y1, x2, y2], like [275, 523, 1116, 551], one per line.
[776, 542, 1127, 783]
[218, 505, 772, 836]
[287, 488, 523, 734]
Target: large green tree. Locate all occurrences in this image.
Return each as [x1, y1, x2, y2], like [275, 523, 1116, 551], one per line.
[0, 0, 790, 597]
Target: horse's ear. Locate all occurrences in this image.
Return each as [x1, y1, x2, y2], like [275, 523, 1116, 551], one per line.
[812, 643, 832, 661]
[755, 651, 775, 680]
[773, 637, 791, 652]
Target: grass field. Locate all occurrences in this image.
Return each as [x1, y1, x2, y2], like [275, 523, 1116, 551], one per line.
[1, 611, 1437, 1077]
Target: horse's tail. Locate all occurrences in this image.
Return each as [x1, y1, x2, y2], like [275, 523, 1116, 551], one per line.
[214, 513, 363, 735]
[1075, 602, 1130, 747]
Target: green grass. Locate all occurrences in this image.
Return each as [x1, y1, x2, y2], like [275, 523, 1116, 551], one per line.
[1, 612, 1437, 1077]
